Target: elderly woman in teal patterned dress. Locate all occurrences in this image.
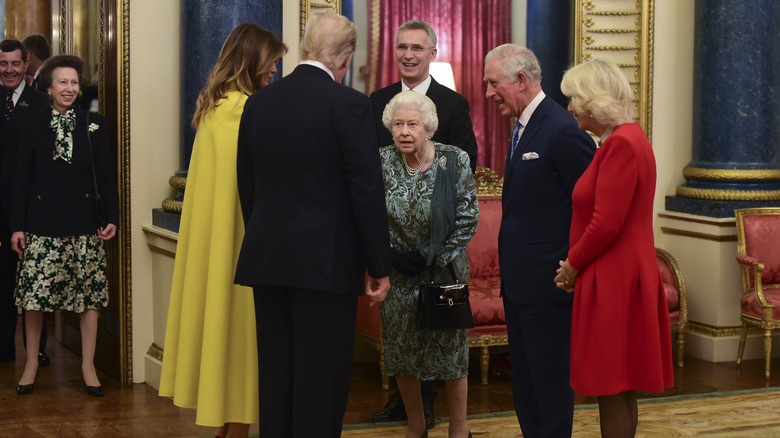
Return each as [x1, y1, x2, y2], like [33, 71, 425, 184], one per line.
[379, 90, 478, 438]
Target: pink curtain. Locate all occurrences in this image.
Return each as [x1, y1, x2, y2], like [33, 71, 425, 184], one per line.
[367, 0, 512, 175]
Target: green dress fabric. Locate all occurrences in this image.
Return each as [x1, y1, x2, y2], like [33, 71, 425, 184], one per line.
[379, 143, 479, 380]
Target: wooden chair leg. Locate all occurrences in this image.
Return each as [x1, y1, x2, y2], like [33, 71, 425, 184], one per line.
[764, 329, 772, 379]
[677, 330, 685, 367]
[737, 324, 748, 366]
[480, 346, 490, 385]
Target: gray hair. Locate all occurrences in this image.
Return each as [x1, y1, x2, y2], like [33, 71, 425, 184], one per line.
[396, 20, 437, 48]
[484, 44, 542, 85]
[381, 90, 439, 137]
[561, 57, 635, 127]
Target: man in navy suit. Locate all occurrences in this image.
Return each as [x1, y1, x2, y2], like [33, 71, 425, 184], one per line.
[370, 20, 477, 173]
[484, 44, 595, 437]
[0, 39, 50, 365]
[235, 13, 391, 438]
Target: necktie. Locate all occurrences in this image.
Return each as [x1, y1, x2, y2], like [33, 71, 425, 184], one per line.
[4, 89, 14, 120]
[509, 120, 523, 160]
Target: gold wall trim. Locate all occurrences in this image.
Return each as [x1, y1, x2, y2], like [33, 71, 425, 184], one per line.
[575, 0, 654, 142]
[688, 321, 759, 337]
[300, 0, 341, 36]
[660, 227, 737, 242]
[119, 0, 133, 385]
[146, 343, 164, 362]
[168, 175, 186, 190]
[683, 166, 780, 181]
[676, 186, 780, 201]
[657, 212, 736, 227]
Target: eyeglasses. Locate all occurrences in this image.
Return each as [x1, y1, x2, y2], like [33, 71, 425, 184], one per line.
[395, 44, 431, 54]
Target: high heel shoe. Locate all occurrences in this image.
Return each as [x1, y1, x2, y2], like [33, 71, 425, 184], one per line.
[84, 382, 104, 397]
[16, 383, 35, 395]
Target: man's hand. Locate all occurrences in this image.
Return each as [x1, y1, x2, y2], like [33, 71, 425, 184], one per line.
[365, 275, 390, 305]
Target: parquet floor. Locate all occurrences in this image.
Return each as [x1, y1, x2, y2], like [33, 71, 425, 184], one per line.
[1, 316, 779, 437]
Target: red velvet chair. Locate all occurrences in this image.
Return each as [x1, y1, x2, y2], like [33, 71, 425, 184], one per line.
[656, 247, 688, 367]
[735, 207, 780, 378]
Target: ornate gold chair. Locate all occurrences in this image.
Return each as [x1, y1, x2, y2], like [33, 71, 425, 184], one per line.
[735, 207, 780, 378]
[656, 247, 689, 367]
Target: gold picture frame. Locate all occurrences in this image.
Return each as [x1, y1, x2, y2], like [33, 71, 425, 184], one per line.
[300, 0, 342, 36]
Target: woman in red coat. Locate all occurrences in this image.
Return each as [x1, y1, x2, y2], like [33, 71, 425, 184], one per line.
[555, 57, 673, 437]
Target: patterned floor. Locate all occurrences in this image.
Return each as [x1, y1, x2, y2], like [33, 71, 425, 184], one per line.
[342, 388, 780, 437]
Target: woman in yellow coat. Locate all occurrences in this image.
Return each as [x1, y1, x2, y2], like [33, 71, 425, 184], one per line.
[158, 24, 286, 438]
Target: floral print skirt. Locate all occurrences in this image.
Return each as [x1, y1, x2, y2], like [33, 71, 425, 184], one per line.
[380, 283, 469, 381]
[15, 233, 109, 313]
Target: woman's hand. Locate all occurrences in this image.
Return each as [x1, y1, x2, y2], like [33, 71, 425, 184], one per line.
[554, 259, 578, 293]
[97, 223, 117, 241]
[10, 231, 26, 255]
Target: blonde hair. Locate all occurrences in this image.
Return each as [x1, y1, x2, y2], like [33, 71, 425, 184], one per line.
[299, 13, 356, 71]
[192, 23, 287, 128]
[381, 90, 439, 137]
[560, 57, 634, 127]
[484, 44, 542, 85]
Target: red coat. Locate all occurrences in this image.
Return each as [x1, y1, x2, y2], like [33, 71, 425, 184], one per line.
[567, 122, 673, 396]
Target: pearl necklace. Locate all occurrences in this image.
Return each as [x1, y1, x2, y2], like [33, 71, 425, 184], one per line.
[402, 140, 430, 176]
[599, 127, 614, 146]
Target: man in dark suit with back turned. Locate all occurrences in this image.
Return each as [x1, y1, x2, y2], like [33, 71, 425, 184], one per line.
[368, 19, 479, 429]
[484, 44, 595, 437]
[21, 34, 50, 92]
[370, 20, 478, 173]
[0, 39, 50, 365]
[235, 13, 391, 438]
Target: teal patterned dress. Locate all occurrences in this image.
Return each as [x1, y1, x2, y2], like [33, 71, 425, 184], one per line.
[380, 143, 478, 380]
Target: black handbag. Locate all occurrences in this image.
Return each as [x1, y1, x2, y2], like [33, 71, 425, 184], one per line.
[415, 264, 475, 331]
[85, 114, 109, 228]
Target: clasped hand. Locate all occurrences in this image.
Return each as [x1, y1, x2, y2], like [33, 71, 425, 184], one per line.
[554, 259, 578, 293]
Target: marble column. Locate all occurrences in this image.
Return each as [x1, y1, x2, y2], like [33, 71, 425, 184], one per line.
[526, 0, 572, 109]
[666, 0, 780, 218]
[154, 0, 282, 231]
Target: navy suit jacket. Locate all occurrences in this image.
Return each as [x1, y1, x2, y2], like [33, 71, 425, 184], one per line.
[0, 84, 49, 238]
[499, 95, 596, 304]
[235, 64, 391, 294]
[370, 77, 478, 173]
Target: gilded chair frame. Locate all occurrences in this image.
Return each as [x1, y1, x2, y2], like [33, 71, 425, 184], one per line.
[735, 207, 780, 378]
[656, 247, 688, 367]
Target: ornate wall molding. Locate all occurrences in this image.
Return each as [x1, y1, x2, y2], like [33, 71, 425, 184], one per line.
[575, 0, 654, 141]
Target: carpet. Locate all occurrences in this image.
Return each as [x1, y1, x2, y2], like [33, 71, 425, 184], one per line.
[340, 388, 780, 437]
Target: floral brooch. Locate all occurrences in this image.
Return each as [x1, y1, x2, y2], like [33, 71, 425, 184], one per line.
[88, 123, 100, 132]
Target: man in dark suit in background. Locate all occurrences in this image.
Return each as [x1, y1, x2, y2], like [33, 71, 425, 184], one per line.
[235, 13, 391, 438]
[368, 20, 478, 429]
[20, 34, 50, 92]
[0, 39, 50, 365]
[370, 20, 478, 173]
[484, 44, 595, 438]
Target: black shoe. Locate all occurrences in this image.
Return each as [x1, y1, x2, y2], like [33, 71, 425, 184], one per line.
[16, 383, 34, 395]
[37, 352, 50, 367]
[370, 392, 407, 422]
[423, 391, 437, 430]
[85, 383, 104, 397]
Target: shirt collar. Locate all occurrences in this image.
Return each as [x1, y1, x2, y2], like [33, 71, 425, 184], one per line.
[518, 90, 545, 127]
[401, 74, 432, 95]
[299, 60, 335, 81]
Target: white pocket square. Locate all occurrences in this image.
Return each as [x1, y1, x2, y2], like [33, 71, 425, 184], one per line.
[522, 152, 539, 160]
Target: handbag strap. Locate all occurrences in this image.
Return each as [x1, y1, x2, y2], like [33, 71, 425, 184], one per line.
[84, 113, 102, 203]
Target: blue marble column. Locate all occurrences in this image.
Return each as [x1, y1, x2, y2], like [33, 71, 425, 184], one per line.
[526, 0, 572, 109]
[666, 0, 780, 217]
[154, 0, 283, 232]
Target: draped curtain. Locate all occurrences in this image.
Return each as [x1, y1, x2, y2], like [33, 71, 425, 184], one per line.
[367, 0, 512, 175]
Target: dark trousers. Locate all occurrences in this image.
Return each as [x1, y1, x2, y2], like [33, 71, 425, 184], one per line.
[255, 286, 358, 438]
[0, 240, 16, 361]
[504, 299, 574, 438]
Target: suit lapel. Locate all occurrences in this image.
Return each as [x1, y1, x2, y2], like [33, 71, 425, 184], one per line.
[504, 97, 552, 180]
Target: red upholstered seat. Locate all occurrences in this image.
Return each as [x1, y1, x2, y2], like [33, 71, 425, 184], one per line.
[656, 248, 689, 367]
[735, 208, 780, 378]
